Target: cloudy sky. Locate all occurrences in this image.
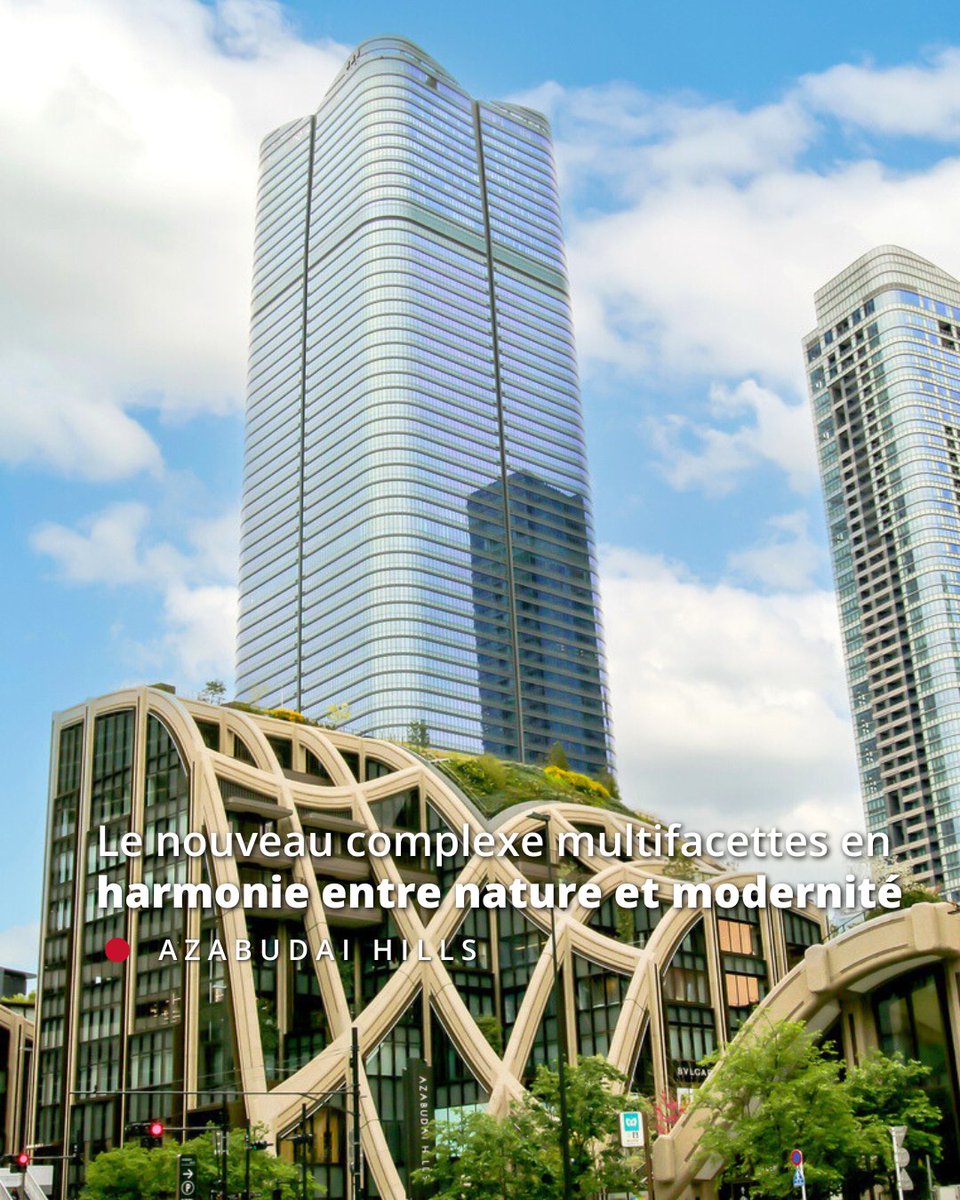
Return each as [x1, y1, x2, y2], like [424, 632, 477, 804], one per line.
[4, 0, 960, 969]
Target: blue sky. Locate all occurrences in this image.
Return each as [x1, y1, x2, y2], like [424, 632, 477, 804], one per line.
[3, 0, 960, 969]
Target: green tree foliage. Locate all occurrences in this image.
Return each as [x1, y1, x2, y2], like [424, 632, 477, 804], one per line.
[415, 1056, 645, 1199]
[545, 742, 570, 770]
[844, 1050, 941, 1195]
[692, 1020, 941, 1200]
[79, 1128, 303, 1200]
[475, 1013, 504, 1056]
[407, 719, 430, 749]
[199, 680, 226, 704]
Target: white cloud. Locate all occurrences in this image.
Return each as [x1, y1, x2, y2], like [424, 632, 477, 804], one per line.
[649, 379, 818, 496]
[0, 0, 346, 477]
[0, 355, 162, 481]
[162, 581, 239, 680]
[565, 155, 960, 391]
[800, 49, 960, 139]
[727, 510, 824, 592]
[31, 501, 239, 687]
[521, 53, 960, 499]
[599, 546, 861, 858]
[0, 922, 40, 975]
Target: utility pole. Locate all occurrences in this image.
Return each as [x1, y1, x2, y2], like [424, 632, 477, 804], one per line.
[351, 1026, 362, 1200]
[300, 1103, 308, 1200]
[532, 811, 574, 1200]
[220, 1101, 229, 1200]
[641, 1110, 656, 1200]
[244, 1120, 251, 1200]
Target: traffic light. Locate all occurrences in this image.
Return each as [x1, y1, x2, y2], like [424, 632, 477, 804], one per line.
[125, 1121, 164, 1149]
[16, 1152, 30, 1170]
[70, 1141, 83, 1167]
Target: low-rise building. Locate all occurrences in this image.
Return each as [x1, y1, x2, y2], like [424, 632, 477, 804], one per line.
[34, 686, 825, 1199]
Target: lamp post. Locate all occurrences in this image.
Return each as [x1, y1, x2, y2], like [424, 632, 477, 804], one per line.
[530, 810, 574, 1200]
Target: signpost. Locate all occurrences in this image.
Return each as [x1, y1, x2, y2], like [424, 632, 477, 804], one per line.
[790, 1149, 806, 1200]
[403, 1058, 434, 1200]
[177, 1154, 198, 1200]
[890, 1125, 913, 1199]
[619, 1112, 644, 1149]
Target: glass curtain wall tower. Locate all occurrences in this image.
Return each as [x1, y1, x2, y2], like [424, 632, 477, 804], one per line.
[806, 246, 960, 894]
[236, 37, 612, 777]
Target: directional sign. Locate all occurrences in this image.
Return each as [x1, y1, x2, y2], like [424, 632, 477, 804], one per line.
[619, 1111, 644, 1148]
[890, 1126, 913, 1195]
[178, 1154, 198, 1200]
[790, 1150, 804, 1167]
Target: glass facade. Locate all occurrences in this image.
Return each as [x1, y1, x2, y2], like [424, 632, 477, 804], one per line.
[236, 37, 613, 777]
[38, 688, 831, 1200]
[807, 247, 960, 892]
[874, 966, 960, 1180]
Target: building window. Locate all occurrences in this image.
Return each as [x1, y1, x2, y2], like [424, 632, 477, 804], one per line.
[783, 910, 822, 970]
[662, 920, 715, 1086]
[573, 953, 629, 1058]
[874, 966, 960, 1180]
[718, 904, 769, 1036]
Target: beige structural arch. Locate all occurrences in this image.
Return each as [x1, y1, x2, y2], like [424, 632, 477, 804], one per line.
[36, 687, 826, 1200]
[652, 902, 960, 1200]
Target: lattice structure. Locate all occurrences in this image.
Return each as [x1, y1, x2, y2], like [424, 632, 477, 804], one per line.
[37, 687, 824, 1199]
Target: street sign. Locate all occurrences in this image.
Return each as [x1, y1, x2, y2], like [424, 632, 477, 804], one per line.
[793, 1168, 804, 1189]
[619, 1111, 644, 1148]
[178, 1154, 198, 1200]
[890, 1126, 913, 1196]
[790, 1150, 804, 1167]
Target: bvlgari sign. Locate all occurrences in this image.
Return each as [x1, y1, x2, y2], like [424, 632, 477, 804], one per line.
[674, 1061, 709, 1082]
[403, 1058, 434, 1197]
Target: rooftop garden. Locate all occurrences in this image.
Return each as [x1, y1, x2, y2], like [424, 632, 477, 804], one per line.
[419, 749, 637, 819]
[190, 689, 640, 822]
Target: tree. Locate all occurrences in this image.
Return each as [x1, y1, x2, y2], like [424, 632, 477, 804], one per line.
[416, 1107, 547, 1200]
[415, 1056, 645, 1199]
[545, 742, 570, 770]
[691, 1019, 941, 1200]
[861, 856, 940, 918]
[528, 1056, 644, 1197]
[407, 719, 430, 750]
[843, 1050, 941, 1195]
[692, 1020, 860, 1199]
[199, 680, 226, 704]
[80, 1127, 303, 1200]
[475, 1013, 504, 1056]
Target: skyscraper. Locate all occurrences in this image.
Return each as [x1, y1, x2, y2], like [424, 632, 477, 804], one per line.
[236, 37, 613, 777]
[806, 245, 960, 893]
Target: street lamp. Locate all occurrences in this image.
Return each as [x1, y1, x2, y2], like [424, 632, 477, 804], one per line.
[529, 810, 574, 1200]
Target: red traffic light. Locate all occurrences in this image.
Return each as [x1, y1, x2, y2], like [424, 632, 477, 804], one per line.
[16, 1153, 29, 1168]
[147, 1121, 164, 1138]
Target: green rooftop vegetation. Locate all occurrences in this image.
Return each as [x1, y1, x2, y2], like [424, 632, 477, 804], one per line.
[418, 748, 635, 819]
[1, 992, 35, 1007]
[199, 692, 638, 822]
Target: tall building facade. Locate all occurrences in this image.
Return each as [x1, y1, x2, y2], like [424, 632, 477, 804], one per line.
[236, 37, 613, 777]
[34, 686, 824, 1200]
[806, 246, 960, 893]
